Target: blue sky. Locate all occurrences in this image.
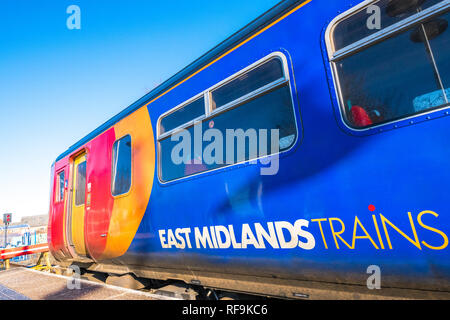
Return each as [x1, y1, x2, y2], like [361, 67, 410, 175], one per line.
[0, 0, 280, 222]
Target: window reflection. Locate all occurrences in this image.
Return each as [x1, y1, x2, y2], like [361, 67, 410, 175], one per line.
[160, 97, 205, 135]
[333, 7, 449, 128]
[75, 162, 86, 206]
[57, 171, 65, 202]
[112, 135, 132, 196]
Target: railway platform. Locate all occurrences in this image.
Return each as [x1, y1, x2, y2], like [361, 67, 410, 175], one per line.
[0, 267, 171, 300]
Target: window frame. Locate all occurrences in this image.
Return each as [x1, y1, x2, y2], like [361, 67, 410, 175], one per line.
[156, 51, 298, 184]
[111, 134, 133, 198]
[325, 0, 450, 132]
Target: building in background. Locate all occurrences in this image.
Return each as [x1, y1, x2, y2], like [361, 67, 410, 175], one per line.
[0, 214, 48, 262]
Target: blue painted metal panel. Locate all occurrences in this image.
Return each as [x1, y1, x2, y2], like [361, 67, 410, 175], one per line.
[53, 0, 450, 292]
[120, 0, 450, 290]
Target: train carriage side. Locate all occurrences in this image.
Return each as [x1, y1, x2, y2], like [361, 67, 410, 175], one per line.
[48, 0, 450, 298]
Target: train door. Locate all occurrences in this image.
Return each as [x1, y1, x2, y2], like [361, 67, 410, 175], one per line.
[55, 166, 69, 257]
[70, 153, 88, 256]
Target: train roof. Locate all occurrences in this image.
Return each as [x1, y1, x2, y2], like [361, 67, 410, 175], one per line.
[56, 0, 303, 162]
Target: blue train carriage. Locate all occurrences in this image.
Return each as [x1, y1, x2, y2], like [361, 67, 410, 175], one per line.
[49, 0, 450, 299]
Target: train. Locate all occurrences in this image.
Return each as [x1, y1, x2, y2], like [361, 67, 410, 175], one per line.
[48, 0, 450, 299]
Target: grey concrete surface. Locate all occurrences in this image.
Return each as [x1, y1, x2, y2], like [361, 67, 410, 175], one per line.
[0, 283, 30, 300]
[0, 267, 172, 300]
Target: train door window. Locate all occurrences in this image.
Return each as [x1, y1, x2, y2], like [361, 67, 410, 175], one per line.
[56, 171, 65, 202]
[112, 135, 132, 196]
[326, 1, 450, 129]
[158, 53, 297, 182]
[75, 161, 86, 206]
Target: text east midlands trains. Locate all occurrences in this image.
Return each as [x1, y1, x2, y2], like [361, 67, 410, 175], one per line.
[158, 210, 448, 251]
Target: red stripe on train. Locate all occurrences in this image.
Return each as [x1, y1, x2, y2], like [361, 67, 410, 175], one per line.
[0, 243, 49, 260]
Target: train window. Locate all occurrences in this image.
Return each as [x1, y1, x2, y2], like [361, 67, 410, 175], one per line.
[327, 1, 450, 129]
[56, 171, 65, 202]
[429, 10, 450, 99]
[112, 135, 132, 196]
[159, 96, 205, 135]
[211, 58, 285, 110]
[332, 0, 442, 50]
[75, 161, 86, 206]
[158, 53, 297, 182]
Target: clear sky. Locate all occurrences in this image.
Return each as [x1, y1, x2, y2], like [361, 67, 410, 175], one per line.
[0, 0, 281, 222]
